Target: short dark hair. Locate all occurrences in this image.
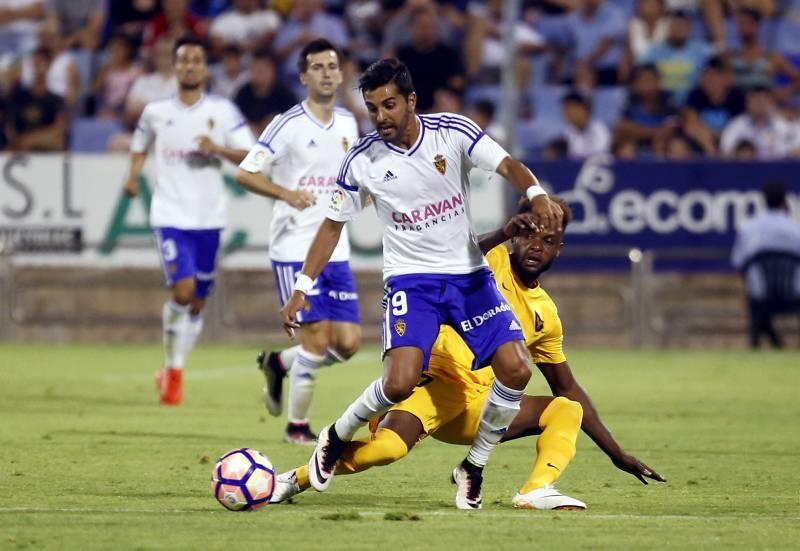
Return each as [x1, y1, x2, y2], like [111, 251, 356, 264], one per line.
[738, 7, 762, 22]
[561, 90, 590, 109]
[252, 48, 276, 64]
[763, 181, 788, 209]
[173, 35, 209, 58]
[32, 46, 53, 61]
[633, 63, 659, 80]
[516, 195, 573, 231]
[705, 55, 727, 72]
[668, 9, 690, 20]
[297, 38, 342, 73]
[472, 99, 496, 120]
[221, 44, 242, 57]
[358, 58, 415, 98]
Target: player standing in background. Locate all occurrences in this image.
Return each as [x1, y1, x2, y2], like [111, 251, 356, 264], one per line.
[235, 39, 362, 445]
[281, 59, 562, 509]
[125, 36, 255, 406]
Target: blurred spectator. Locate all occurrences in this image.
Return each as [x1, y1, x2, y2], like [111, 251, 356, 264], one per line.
[107, 0, 160, 42]
[431, 85, 463, 114]
[731, 181, 800, 349]
[210, 44, 249, 98]
[209, 0, 281, 55]
[464, 0, 545, 87]
[46, 0, 106, 51]
[143, 0, 207, 51]
[91, 34, 142, 119]
[730, 8, 800, 97]
[615, 63, 677, 153]
[0, 0, 46, 55]
[720, 86, 800, 159]
[396, 5, 464, 112]
[273, 0, 348, 82]
[339, 54, 371, 133]
[342, 0, 382, 67]
[642, 10, 715, 101]
[4, 47, 66, 151]
[234, 50, 297, 134]
[619, 0, 668, 82]
[663, 131, 694, 159]
[732, 138, 757, 159]
[381, 0, 459, 57]
[559, 90, 611, 158]
[664, 0, 725, 49]
[467, 98, 505, 142]
[683, 56, 745, 145]
[123, 37, 178, 128]
[543, 136, 569, 160]
[612, 138, 638, 158]
[564, 0, 626, 88]
[12, 18, 80, 110]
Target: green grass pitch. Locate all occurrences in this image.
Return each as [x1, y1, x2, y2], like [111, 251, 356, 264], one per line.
[0, 344, 798, 550]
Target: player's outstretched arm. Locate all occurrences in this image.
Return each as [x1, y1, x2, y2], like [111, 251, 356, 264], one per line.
[280, 218, 345, 336]
[125, 152, 147, 198]
[195, 135, 249, 165]
[495, 157, 562, 232]
[234, 168, 316, 210]
[477, 212, 541, 254]
[537, 361, 666, 485]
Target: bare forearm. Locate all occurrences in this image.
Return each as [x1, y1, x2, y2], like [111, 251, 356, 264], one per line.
[477, 228, 508, 254]
[495, 156, 540, 195]
[301, 219, 344, 279]
[234, 168, 291, 200]
[215, 146, 249, 165]
[558, 381, 624, 459]
[129, 152, 147, 179]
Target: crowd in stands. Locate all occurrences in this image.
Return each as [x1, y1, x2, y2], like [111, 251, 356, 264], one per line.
[3, 0, 800, 160]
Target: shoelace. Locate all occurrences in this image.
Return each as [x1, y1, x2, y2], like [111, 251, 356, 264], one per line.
[320, 441, 339, 472]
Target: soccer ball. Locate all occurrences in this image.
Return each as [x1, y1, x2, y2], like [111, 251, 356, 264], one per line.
[212, 448, 276, 511]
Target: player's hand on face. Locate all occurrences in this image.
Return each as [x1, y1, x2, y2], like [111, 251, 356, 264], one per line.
[124, 176, 139, 198]
[530, 195, 564, 232]
[287, 190, 317, 210]
[195, 135, 218, 155]
[612, 453, 666, 485]
[503, 212, 538, 238]
[280, 291, 306, 338]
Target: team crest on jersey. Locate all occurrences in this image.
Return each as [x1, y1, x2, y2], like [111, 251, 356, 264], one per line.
[207, 118, 215, 130]
[433, 154, 446, 174]
[342, 137, 350, 151]
[535, 312, 544, 332]
[394, 319, 406, 336]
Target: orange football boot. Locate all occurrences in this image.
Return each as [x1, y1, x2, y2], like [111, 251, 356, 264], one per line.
[158, 367, 183, 406]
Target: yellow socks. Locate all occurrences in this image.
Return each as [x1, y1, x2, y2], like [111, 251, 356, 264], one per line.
[520, 396, 583, 494]
[291, 428, 409, 491]
[336, 428, 408, 475]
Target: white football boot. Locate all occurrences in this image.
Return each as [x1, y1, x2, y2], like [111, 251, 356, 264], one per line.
[270, 470, 304, 504]
[512, 485, 586, 510]
[451, 464, 483, 510]
[308, 425, 346, 491]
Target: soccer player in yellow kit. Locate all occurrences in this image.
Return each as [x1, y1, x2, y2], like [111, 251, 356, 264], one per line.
[272, 198, 665, 508]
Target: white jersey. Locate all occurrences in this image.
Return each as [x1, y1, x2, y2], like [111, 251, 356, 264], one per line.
[131, 94, 255, 229]
[327, 112, 509, 279]
[239, 101, 359, 262]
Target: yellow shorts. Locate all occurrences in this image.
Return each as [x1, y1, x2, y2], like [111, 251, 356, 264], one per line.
[389, 372, 489, 446]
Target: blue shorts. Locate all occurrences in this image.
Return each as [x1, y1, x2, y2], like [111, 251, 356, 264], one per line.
[382, 269, 524, 370]
[153, 227, 221, 298]
[272, 260, 360, 324]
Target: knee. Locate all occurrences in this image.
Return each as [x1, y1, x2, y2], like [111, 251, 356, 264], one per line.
[550, 396, 583, 426]
[173, 283, 196, 305]
[498, 358, 531, 390]
[382, 372, 417, 403]
[332, 328, 361, 360]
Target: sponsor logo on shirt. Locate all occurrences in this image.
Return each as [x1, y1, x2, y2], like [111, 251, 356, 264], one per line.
[390, 193, 466, 232]
[459, 302, 512, 332]
[330, 188, 345, 212]
[299, 176, 337, 188]
[383, 170, 398, 182]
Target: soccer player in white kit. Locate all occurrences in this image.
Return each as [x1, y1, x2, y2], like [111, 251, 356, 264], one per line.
[281, 59, 562, 509]
[125, 36, 256, 406]
[235, 39, 362, 444]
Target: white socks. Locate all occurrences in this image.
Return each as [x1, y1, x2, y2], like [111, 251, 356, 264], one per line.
[466, 380, 524, 467]
[278, 346, 300, 371]
[287, 347, 325, 424]
[333, 378, 395, 441]
[162, 300, 190, 368]
[162, 300, 204, 369]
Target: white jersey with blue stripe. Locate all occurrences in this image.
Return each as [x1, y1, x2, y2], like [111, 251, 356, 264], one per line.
[131, 94, 254, 229]
[327, 112, 510, 279]
[239, 101, 359, 262]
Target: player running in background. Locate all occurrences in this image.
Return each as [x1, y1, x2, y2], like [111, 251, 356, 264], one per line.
[235, 39, 361, 445]
[272, 199, 664, 509]
[125, 36, 255, 406]
[281, 59, 562, 509]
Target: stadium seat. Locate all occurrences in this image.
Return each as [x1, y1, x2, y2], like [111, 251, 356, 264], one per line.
[593, 87, 627, 127]
[530, 85, 568, 124]
[70, 118, 123, 153]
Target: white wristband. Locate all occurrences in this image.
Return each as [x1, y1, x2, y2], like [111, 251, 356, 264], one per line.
[525, 185, 547, 200]
[293, 273, 314, 294]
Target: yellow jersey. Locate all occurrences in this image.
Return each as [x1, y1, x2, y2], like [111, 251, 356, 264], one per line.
[427, 245, 567, 389]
